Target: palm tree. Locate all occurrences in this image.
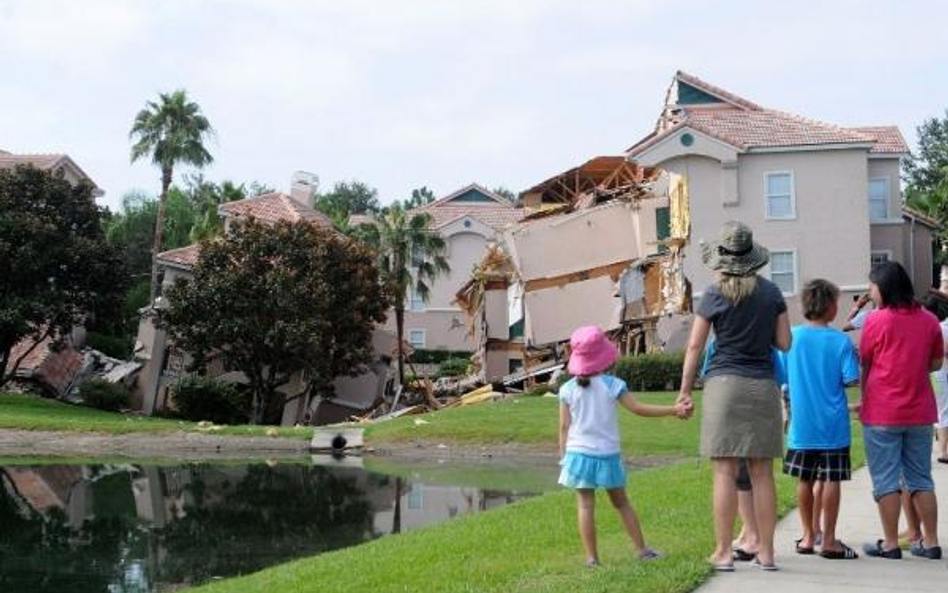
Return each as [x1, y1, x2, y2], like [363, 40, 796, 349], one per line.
[357, 205, 449, 383]
[130, 90, 214, 303]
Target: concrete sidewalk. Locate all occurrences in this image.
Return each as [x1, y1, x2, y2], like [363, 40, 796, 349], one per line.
[695, 455, 948, 592]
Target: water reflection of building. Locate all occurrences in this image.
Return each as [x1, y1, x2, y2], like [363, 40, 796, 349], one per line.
[372, 481, 527, 535]
[1, 462, 533, 593]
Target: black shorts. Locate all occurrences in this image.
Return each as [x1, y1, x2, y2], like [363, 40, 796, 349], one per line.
[783, 447, 851, 482]
[735, 458, 752, 491]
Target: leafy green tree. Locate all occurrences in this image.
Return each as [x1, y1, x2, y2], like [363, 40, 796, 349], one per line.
[401, 186, 436, 209]
[159, 220, 389, 424]
[316, 180, 381, 220]
[0, 166, 127, 386]
[129, 89, 214, 303]
[492, 186, 517, 203]
[905, 111, 948, 264]
[355, 205, 449, 382]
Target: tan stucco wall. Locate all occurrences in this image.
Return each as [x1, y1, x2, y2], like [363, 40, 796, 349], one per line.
[871, 223, 905, 266]
[905, 221, 935, 292]
[390, 309, 474, 352]
[658, 149, 872, 324]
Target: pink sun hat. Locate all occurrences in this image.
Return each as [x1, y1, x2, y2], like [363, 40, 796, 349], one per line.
[567, 326, 619, 376]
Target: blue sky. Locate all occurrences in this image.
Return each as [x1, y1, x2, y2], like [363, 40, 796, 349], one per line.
[1, 0, 946, 210]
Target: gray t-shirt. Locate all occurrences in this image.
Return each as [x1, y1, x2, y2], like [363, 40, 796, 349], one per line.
[697, 277, 787, 379]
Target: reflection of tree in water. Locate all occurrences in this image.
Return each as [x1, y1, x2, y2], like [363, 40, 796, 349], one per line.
[152, 465, 375, 586]
[0, 468, 145, 593]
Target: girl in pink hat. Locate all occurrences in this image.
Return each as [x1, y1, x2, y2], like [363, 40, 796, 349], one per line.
[558, 325, 693, 567]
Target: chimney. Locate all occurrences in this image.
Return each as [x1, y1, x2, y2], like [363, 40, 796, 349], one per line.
[290, 170, 319, 209]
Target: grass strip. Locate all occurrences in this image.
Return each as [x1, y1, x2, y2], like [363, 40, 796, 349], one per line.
[0, 393, 312, 440]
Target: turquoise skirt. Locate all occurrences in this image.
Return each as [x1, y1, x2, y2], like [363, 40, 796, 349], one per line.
[558, 451, 626, 489]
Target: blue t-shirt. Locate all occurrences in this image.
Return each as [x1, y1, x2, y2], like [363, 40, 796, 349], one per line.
[784, 325, 860, 450]
[702, 339, 787, 386]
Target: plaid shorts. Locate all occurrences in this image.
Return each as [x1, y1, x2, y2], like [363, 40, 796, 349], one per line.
[783, 447, 851, 482]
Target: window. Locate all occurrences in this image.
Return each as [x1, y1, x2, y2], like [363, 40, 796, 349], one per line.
[769, 251, 796, 294]
[868, 178, 889, 221]
[408, 329, 426, 349]
[655, 206, 670, 253]
[870, 251, 890, 269]
[765, 172, 795, 219]
[408, 287, 426, 312]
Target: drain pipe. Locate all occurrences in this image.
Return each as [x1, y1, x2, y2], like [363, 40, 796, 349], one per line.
[909, 216, 916, 285]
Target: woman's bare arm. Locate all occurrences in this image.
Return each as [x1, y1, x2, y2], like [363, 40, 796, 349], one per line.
[774, 312, 791, 352]
[678, 315, 711, 407]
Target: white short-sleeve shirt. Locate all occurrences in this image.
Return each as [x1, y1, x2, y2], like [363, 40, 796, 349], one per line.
[558, 375, 627, 456]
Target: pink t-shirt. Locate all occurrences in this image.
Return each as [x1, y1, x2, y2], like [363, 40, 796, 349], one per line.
[859, 306, 944, 425]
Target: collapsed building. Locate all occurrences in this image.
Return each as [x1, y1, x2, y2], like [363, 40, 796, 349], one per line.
[456, 157, 691, 382]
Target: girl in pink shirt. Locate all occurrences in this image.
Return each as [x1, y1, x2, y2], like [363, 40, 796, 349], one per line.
[858, 262, 943, 561]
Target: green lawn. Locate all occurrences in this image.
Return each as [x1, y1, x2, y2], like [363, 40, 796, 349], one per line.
[365, 392, 701, 458]
[0, 393, 312, 440]
[182, 392, 866, 593]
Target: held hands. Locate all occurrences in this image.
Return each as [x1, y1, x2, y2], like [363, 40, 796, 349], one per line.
[673, 391, 695, 420]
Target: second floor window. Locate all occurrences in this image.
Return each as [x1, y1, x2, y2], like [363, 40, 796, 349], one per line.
[769, 251, 796, 295]
[408, 287, 426, 312]
[765, 172, 795, 219]
[868, 178, 889, 221]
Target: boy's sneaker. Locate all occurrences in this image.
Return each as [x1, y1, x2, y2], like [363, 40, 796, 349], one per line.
[909, 542, 943, 560]
[863, 540, 902, 559]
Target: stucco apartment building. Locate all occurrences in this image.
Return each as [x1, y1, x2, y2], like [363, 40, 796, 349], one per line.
[626, 72, 936, 321]
[398, 184, 523, 353]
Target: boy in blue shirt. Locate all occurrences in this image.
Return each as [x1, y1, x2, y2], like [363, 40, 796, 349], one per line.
[783, 279, 860, 560]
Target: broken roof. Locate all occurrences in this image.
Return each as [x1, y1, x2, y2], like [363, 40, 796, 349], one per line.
[627, 71, 908, 157]
[520, 156, 660, 205]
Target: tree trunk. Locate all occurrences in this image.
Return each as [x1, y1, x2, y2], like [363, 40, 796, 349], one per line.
[149, 166, 174, 305]
[395, 305, 405, 385]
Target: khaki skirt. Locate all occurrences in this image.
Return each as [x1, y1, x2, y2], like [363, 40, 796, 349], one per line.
[701, 375, 783, 458]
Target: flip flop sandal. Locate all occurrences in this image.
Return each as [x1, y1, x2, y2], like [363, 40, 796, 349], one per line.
[937, 457, 948, 464]
[820, 542, 859, 560]
[732, 547, 757, 562]
[751, 557, 779, 571]
[639, 548, 662, 561]
[711, 562, 735, 572]
[794, 538, 815, 555]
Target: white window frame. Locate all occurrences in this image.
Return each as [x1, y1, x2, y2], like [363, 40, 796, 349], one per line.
[764, 171, 796, 220]
[870, 250, 893, 268]
[768, 249, 798, 296]
[868, 177, 890, 222]
[407, 329, 426, 349]
[408, 286, 426, 312]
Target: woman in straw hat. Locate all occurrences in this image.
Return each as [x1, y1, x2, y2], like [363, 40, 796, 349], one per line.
[677, 221, 792, 572]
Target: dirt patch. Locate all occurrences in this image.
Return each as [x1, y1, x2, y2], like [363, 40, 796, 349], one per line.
[0, 429, 311, 461]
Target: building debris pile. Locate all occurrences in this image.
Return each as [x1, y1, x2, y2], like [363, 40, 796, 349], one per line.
[457, 156, 691, 384]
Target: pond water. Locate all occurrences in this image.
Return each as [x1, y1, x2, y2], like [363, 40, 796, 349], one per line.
[0, 457, 556, 592]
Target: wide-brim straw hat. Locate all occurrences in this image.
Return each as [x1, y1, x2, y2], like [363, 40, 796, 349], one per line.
[567, 326, 619, 376]
[700, 220, 769, 276]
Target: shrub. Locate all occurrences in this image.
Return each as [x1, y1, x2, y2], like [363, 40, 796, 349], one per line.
[86, 331, 133, 359]
[613, 352, 686, 392]
[410, 349, 473, 365]
[171, 376, 250, 424]
[79, 379, 130, 411]
[437, 357, 471, 378]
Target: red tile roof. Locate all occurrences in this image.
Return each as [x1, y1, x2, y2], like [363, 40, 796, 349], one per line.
[157, 243, 203, 268]
[219, 192, 334, 228]
[0, 153, 66, 169]
[412, 204, 524, 231]
[10, 335, 83, 396]
[628, 72, 905, 156]
[850, 126, 909, 154]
